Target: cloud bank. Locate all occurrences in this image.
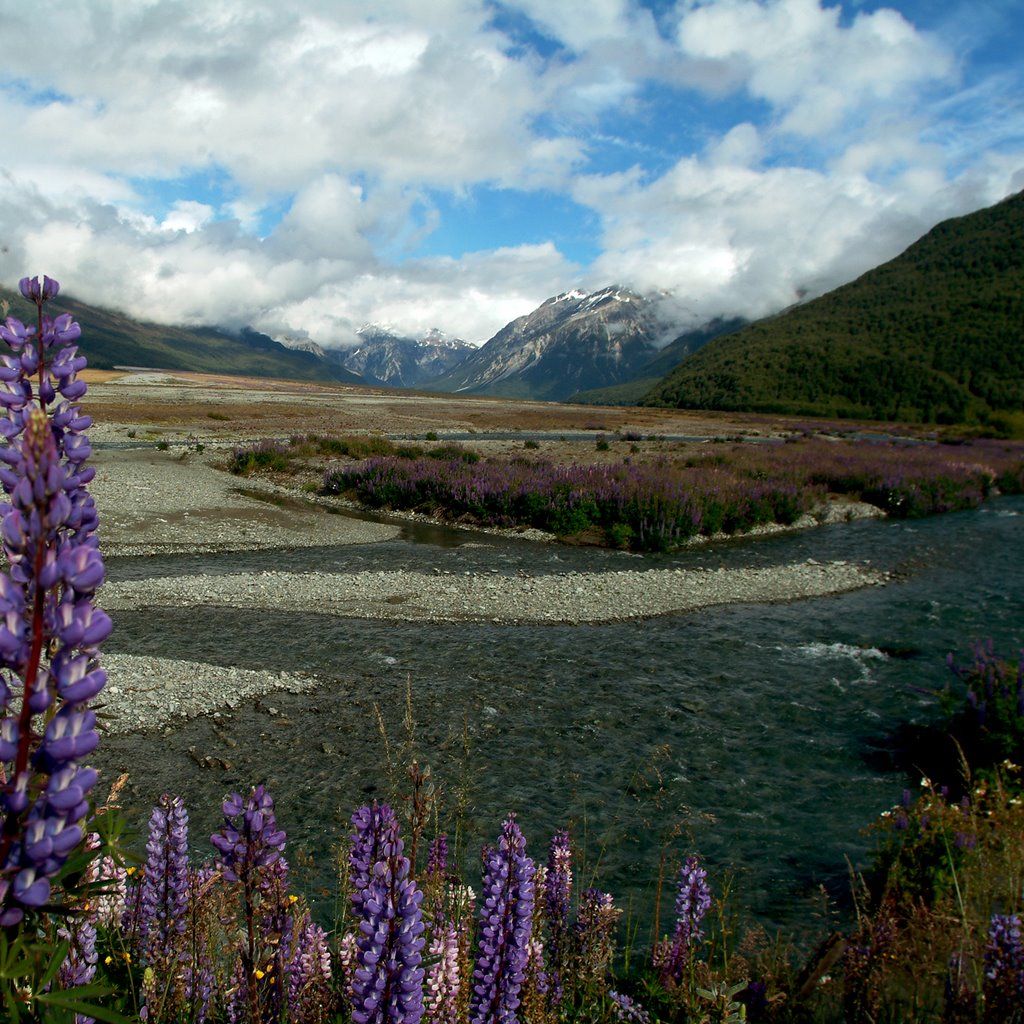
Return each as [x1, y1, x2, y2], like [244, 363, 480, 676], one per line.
[1, 0, 1021, 346]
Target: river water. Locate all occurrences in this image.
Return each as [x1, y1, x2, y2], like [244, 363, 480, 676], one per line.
[96, 496, 1023, 935]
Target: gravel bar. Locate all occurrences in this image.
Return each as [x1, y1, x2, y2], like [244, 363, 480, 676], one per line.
[100, 655, 323, 735]
[90, 446, 400, 555]
[100, 561, 888, 625]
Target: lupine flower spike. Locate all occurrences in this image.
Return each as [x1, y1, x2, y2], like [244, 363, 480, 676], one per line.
[0, 276, 108, 927]
[211, 785, 288, 1023]
[658, 855, 711, 987]
[575, 888, 621, 990]
[139, 794, 190, 965]
[469, 815, 536, 1024]
[348, 801, 426, 1024]
[544, 830, 572, 1003]
[984, 913, 1024, 1020]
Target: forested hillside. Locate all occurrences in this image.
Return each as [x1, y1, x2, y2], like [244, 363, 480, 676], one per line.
[643, 190, 1024, 429]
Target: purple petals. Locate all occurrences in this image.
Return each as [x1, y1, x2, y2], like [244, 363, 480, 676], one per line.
[13, 868, 50, 907]
[212, 784, 287, 884]
[657, 855, 712, 987]
[469, 816, 535, 1024]
[38, 708, 99, 767]
[140, 794, 191, 965]
[349, 802, 425, 1023]
[19, 275, 60, 303]
[58, 545, 104, 593]
[55, 600, 113, 648]
[45, 764, 97, 814]
[53, 655, 106, 704]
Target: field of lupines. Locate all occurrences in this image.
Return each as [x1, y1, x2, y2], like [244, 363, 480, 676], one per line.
[227, 430, 1024, 553]
[1, 278, 1023, 1022]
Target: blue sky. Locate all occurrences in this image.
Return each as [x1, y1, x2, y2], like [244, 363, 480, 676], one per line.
[1, 0, 1021, 347]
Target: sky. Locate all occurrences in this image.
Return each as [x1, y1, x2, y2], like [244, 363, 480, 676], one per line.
[1, 0, 1022, 349]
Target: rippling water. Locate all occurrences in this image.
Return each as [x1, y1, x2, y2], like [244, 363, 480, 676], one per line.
[97, 497, 1024, 932]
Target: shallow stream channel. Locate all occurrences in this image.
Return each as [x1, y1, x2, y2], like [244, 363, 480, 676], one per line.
[96, 496, 1024, 936]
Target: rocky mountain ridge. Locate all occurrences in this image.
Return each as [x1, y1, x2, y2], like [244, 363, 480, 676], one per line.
[428, 285, 676, 401]
[337, 325, 475, 388]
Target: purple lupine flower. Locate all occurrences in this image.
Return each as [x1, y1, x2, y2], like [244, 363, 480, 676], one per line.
[659, 855, 712, 986]
[211, 785, 286, 884]
[337, 930, 358, 1002]
[349, 801, 426, 1024]
[425, 832, 451, 928]
[211, 785, 288, 1022]
[609, 990, 652, 1023]
[255, 853, 294, 1023]
[57, 916, 98, 1023]
[469, 815, 536, 1024]
[523, 933, 549, 1004]
[184, 865, 217, 1024]
[423, 923, 460, 1024]
[983, 913, 1024, 1018]
[139, 793, 190, 966]
[544, 831, 571, 935]
[287, 910, 334, 1023]
[543, 830, 571, 1003]
[0, 278, 108, 925]
[225, 956, 249, 1024]
[427, 833, 448, 880]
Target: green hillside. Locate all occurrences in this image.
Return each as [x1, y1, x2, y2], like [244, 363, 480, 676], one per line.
[0, 286, 363, 385]
[642, 190, 1024, 429]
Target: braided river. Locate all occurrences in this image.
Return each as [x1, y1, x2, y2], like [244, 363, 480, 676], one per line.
[97, 496, 1023, 934]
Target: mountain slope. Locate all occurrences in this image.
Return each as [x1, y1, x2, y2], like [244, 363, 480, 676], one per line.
[642, 190, 1024, 426]
[0, 287, 365, 385]
[338, 326, 474, 387]
[431, 286, 667, 401]
[570, 316, 747, 405]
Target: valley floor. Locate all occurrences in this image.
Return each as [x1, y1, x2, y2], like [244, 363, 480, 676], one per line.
[88, 369, 892, 735]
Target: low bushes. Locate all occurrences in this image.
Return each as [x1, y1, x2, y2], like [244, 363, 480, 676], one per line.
[322, 455, 812, 550]
[318, 435, 1024, 550]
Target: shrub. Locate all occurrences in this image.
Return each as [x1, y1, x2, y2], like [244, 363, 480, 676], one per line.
[228, 439, 291, 475]
[427, 443, 480, 464]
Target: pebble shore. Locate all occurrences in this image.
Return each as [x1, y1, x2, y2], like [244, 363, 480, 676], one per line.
[92, 442, 890, 733]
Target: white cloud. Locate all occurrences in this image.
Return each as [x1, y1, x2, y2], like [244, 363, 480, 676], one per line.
[707, 122, 764, 166]
[0, 0, 1020, 354]
[254, 242, 574, 345]
[574, 149, 1021, 325]
[676, 0, 955, 136]
[161, 201, 216, 234]
[1, 1, 576, 195]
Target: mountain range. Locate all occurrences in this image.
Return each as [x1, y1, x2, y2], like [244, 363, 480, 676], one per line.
[323, 326, 475, 388]
[2, 189, 1020, 427]
[0, 287, 364, 386]
[428, 286, 677, 401]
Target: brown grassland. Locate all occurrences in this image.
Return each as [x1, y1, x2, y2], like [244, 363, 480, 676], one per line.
[79, 368, 906, 470]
